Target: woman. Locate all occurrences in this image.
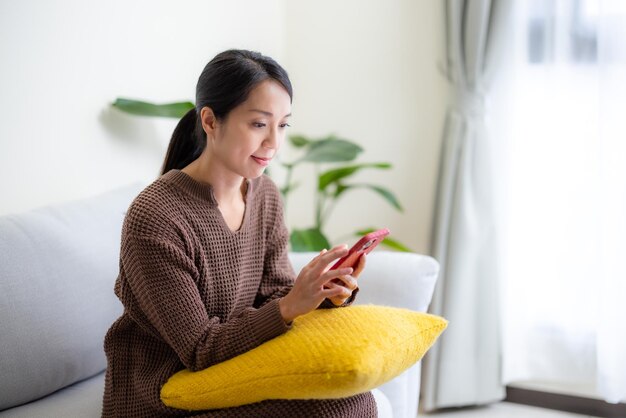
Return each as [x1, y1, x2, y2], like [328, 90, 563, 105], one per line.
[102, 49, 377, 417]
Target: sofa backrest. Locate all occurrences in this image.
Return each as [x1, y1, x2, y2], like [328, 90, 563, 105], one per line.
[0, 183, 144, 411]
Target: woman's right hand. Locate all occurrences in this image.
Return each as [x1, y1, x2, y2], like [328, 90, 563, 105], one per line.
[278, 245, 353, 323]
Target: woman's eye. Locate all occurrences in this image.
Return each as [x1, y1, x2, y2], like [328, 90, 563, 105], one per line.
[280, 123, 291, 128]
[253, 122, 266, 128]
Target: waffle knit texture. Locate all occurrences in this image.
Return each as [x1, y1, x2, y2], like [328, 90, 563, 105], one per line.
[101, 169, 376, 418]
[161, 305, 448, 410]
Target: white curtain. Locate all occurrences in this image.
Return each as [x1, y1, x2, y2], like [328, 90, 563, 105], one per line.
[491, 0, 626, 404]
[421, 0, 510, 411]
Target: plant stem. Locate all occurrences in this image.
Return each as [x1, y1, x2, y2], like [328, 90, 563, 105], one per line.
[321, 199, 336, 226]
[315, 164, 323, 229]
[281, 163, 295, 214]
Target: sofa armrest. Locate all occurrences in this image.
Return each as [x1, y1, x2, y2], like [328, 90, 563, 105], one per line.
[347, 251, 439, 312]
[288, 251, 438, 312]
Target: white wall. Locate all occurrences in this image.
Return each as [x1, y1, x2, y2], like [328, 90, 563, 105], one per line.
[283, 0, 447, 253]
[1, 0, 447, 254]
[0, 0, 286, 212]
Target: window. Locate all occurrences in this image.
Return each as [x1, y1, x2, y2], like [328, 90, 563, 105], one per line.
[492, 0, 626, 403]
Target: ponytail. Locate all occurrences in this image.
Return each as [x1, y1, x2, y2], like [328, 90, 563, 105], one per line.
[160, 107, 204, 175]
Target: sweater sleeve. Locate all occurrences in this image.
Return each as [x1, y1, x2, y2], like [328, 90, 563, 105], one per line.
[255, 204, 295, 308]
[119, 233, 290, 372]
[318, 287, 360, 309]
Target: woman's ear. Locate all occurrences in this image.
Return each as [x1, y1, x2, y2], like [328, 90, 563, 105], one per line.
[200, 106, 218, 139]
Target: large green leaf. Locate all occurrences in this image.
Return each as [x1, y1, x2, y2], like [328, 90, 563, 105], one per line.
[362, 184, 403, 211]
[318, 163, 392, 191]
[335, 183, 403, 212]
[290, 228, 331, 252]
[289, 135, 311, 148]
[355, 228, 412, 252]
[378, 236, 412, 252]
[112, 98, 195, 118]
[299, 138, 363, 163]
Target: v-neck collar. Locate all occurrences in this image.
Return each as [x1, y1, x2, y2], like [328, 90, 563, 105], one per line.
[161, 169, 254, 235]
[161, 169, 253, 208]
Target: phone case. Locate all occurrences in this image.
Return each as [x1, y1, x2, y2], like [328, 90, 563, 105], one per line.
[326, 228, 390, 306]
[330, 228, 390, 271]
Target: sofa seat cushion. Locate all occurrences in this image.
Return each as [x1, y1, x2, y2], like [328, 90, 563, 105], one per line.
[0, 373, 104, 418]
[0, 372, 397, 418]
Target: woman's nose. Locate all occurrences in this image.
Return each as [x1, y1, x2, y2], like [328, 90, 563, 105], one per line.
[263, 129, 279, 149]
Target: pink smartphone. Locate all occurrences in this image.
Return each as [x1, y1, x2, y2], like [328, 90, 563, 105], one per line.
[330, 228, 390, 271]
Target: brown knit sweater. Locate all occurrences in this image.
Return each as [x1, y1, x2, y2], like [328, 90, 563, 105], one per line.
[102, 169, 377, 418]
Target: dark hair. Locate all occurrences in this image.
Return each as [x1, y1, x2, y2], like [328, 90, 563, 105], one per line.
[160, 49, 293, 175]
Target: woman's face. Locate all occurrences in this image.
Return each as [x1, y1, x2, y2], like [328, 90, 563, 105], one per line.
[206, 79, 292, 180]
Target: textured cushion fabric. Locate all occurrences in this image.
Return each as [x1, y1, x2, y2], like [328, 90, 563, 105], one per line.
[0, 183, 144, 411]
[160, 305, 447, 410]
[290, 251, 440, 418]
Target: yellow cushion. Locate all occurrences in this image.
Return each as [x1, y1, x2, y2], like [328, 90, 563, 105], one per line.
[161, 305, 447, 410]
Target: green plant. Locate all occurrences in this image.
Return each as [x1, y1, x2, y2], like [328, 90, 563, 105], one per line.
[279, 134, 410, 252]
[111, 98, 411, 252]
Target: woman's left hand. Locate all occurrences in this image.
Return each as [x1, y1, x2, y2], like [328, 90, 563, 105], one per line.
[326, 253, 366, 306]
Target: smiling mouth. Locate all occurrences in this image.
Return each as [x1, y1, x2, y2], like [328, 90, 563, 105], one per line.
[251, 156, 272, 166]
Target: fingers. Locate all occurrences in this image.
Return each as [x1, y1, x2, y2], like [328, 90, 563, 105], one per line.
[332, 274, 358, 291]
[352, 253, 367, 278]
[318, 267, 353, 287]
[288, 245, 358, 319]
[323, 244, 348, 263]
[320, 281, 352, 299]
[318, 248, 333, 274]
[308, 244, 349, 276]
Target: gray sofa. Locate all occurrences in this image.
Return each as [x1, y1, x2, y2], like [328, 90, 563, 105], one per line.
[0, 183, 439, 418]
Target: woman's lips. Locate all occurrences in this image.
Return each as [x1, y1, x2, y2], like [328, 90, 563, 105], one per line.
[251, 156, 271, 166]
